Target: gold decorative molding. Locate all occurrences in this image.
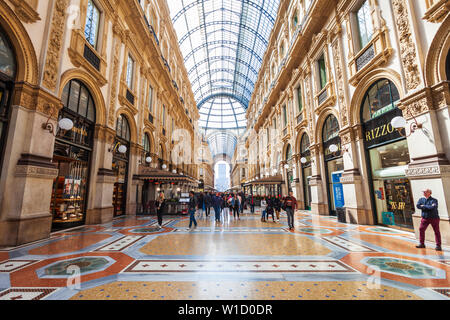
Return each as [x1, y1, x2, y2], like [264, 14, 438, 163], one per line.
[392, 0, 421, 91]
[423, 0, 450, 23]
[331, 37, 349, 128]
[42, 0, 69, 92]
[9, 0, 41, 23]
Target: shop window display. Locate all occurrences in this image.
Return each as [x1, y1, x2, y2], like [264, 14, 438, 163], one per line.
[50, 80, 95, 230]
[361, 79, 413, 229]
[300, 134, 312, 210]
[113, 115, 131, 217]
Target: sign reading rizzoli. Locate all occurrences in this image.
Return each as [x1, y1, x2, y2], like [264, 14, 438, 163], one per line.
[363, 108, 403, 148]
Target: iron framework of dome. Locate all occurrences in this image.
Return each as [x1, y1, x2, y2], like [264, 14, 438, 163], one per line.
[168, 0, 280, 158]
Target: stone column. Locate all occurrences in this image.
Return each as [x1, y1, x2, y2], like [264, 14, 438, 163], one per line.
[86, 126, 115, 225]
[0, 87, 60, 246]
[402, 86, 450, 245]
[339, 127, 374, 224]
[309, 144, 327, 215]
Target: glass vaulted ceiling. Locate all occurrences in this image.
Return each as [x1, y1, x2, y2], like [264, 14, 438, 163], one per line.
[168, 0, 280, 158]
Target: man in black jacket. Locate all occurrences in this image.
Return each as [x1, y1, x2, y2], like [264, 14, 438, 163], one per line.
[204, 192, 212, 218]
[416, 189, 442, 251]
[188, 191, 198, 229]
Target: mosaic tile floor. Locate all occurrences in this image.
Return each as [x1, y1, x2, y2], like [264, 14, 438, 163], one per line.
[0, 210, 449, 300]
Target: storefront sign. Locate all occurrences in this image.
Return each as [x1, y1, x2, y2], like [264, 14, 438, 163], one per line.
[363, 108, 403, 148]
[332, 172, 345, 208]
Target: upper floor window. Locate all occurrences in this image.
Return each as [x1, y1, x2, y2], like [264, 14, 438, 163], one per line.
[282, 105, 287, 127]
[318, 54, 327, 90]
[280, 43, 285, 57]
[148, 85, 153, 113]
[292, 10, 299, 28]
[356, 0, 374, 50]
[162, 105, 166, 126]
[126, 55, 135, 89]
[297, 85, 303, 113]
[143, 133, 151, 154]
[85, 0, 100, 49]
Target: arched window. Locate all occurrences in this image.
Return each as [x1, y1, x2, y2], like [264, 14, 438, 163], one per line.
[0, 31, 16, 79]
[361, 79, 400, 121]
[285, 144, 292, 161]
[300, 133, 310, 154]
[322, 115, 340, 143]
[143, 133, 151, 154]
[116, 114, 131, 142]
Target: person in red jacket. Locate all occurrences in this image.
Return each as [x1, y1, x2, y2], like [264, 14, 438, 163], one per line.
[283, 190, 297, 230]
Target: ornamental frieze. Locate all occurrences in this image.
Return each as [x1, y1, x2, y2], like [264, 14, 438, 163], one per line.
[42, 0, 69, 91]
[392, 0, 421, 91]
[15, 166, 59, 179]
[405, 165, 450, 178]
[331, 38, 349, 128]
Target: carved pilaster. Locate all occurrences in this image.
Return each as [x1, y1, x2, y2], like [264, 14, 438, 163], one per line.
[42, 0, 69, 92]
[391, 0, 421, 91]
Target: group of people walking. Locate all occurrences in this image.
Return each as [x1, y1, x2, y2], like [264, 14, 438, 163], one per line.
[260, 190, 297, 230]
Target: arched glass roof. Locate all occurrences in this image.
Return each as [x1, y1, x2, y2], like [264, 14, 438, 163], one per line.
[168, 0, 280, 158]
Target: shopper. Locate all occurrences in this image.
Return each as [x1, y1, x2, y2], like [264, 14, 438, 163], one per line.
[249, 194, 255, 214]
[283, 190, 297, 230]
[266, 196, 275, 222]
[212, 192, 223, 222]
[197, 192, 205, 219]
[260, 197, 267, 222]
[204, 192, 212, 217]
[238, 192, 244, 214]
[232, 194, 240, 220]
[273, 195, 282, 222]
[188, 191, 198, 230]
[155, 191, 165, 229]
[416, 189, 442, 251]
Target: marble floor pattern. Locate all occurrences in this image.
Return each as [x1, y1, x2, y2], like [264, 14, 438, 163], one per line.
[0, 209, 449, 300]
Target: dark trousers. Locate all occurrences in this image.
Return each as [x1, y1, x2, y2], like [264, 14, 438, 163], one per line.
[156, 209, 163, 226]
[267, 208, 275, 221]
[214, 206, 221, 221]
[250, 204, 255, 213]
[286, 207, 294, 229]
[419, 218, 441, 246]
[205, 205, 211, 216]
[189, 209, 197, 228]
[233, 206, 240, 218]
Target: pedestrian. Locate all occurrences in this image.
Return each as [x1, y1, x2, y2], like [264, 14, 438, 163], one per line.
[155, 191, 165, 229]
[239, 192, 244, 214]
[212, 192, 223, 222]
[197, 192, 204, 219]
[204, 192, 212, 217]
[232, 194, 240, 220]
[273, 195, 282, 222]
[266, 196, 275, 222]
[283, 190, 297, 230]
[416, 189, 442, 251]
[260, 196, 267, 222]
[249, 194, 255, 213]
[188, 191, 198, 230]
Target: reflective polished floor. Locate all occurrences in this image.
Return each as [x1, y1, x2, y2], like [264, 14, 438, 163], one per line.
[0, 209, 449, 300]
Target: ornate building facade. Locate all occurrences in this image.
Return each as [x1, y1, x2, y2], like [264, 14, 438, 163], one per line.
[0, 0, 213, 246]
[245, 0, 450, 243]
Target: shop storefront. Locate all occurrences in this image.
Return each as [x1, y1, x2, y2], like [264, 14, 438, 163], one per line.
[50, 80, 95, 230]
[322, 115, 344, 216]
[300, 133, 312, 210]
[112, 114, 131, 217]
[361, 79, 414, 230]
[0, 29, 15, 174]
[285, 144, 294, 192]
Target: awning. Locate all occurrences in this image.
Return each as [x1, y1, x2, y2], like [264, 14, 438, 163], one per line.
[243, 175, 284, 186]
[133, 167, 198, 184]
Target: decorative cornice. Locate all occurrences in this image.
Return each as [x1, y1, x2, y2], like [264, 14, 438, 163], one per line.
[9, 0, 41, 23]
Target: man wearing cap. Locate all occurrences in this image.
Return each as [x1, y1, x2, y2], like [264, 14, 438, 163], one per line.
[416, 189, 442, 251]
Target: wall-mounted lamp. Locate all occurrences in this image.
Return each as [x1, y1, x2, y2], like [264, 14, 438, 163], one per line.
[391, 110, 423, 137]
[300, 157, 315, 164]
[42, 114, 74, 137]
[328, 144, 351, 160]
[162, 164, 167, 170]
[109, 142, 127, 154]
